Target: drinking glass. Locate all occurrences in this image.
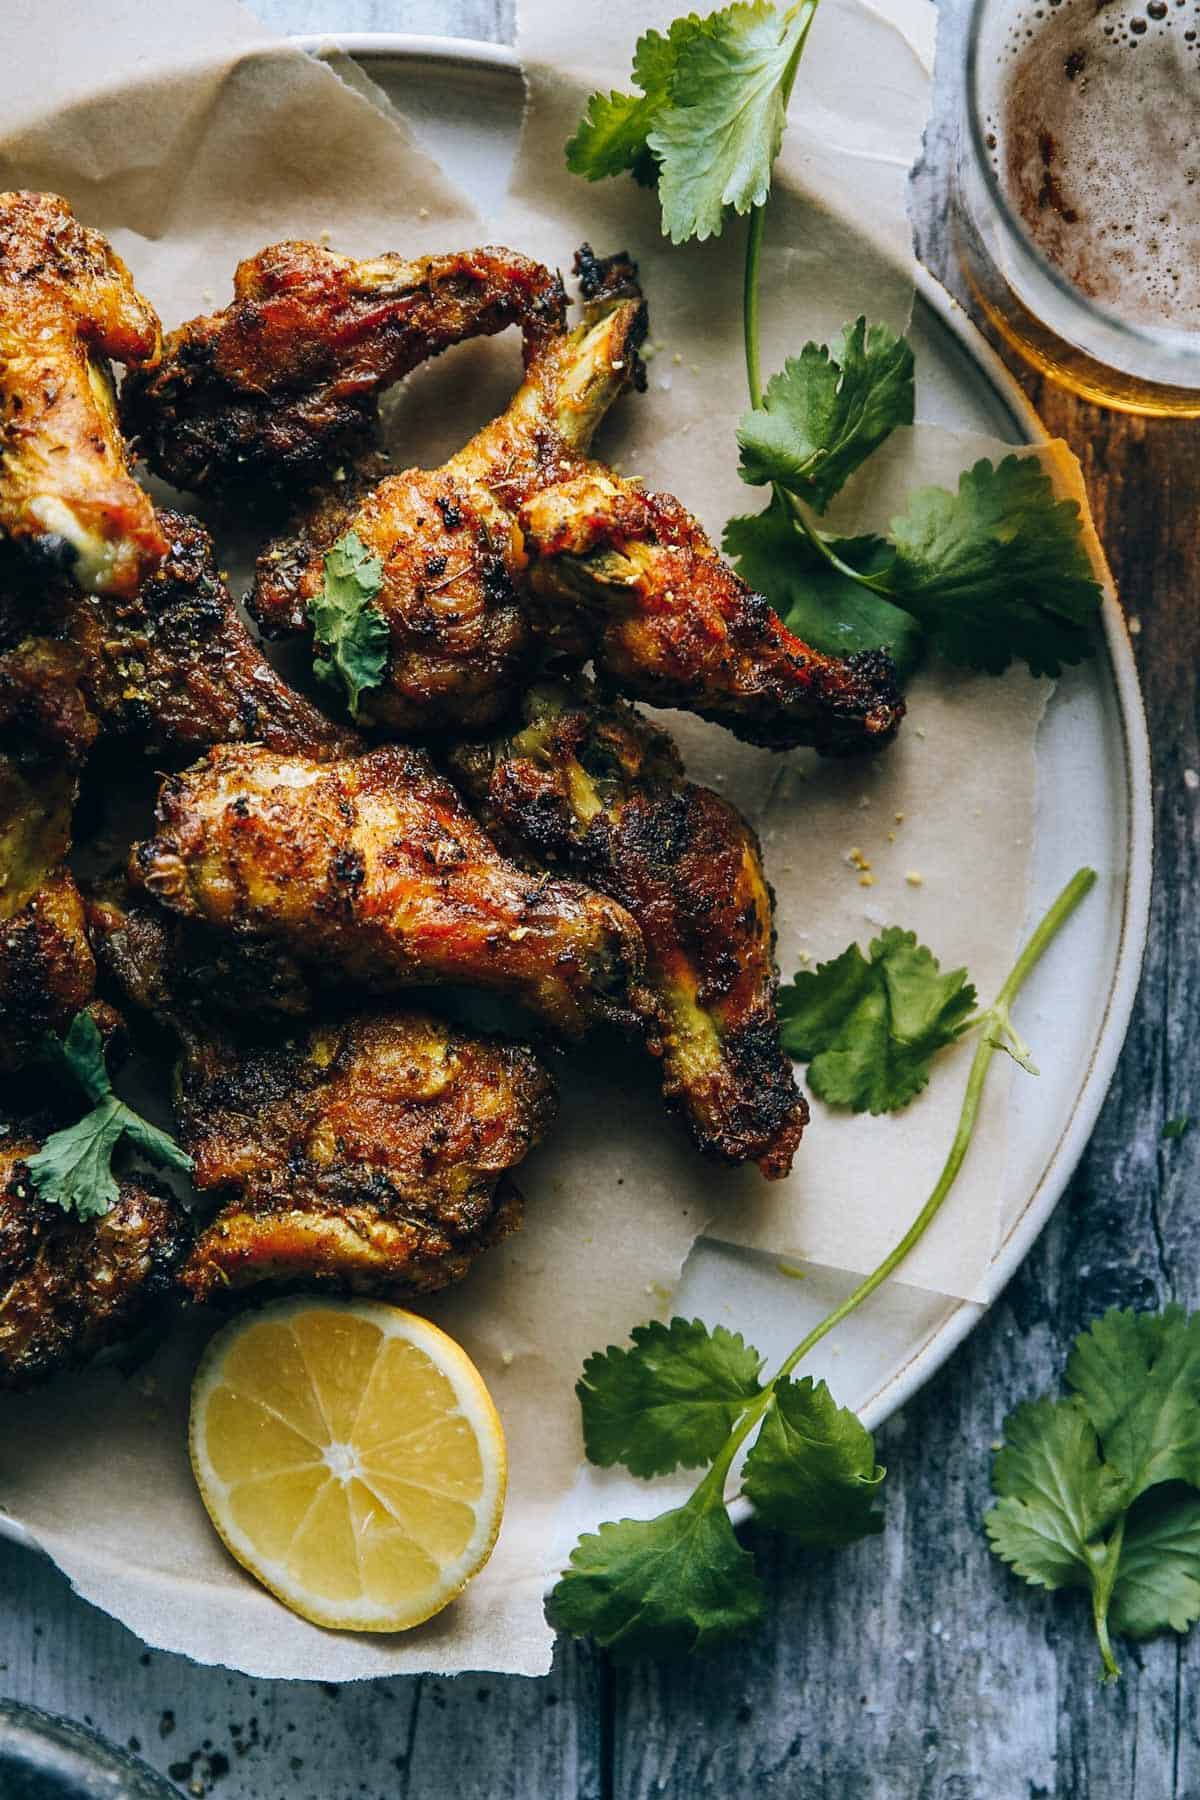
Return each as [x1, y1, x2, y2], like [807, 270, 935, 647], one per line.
[955, 0, 1200, 415]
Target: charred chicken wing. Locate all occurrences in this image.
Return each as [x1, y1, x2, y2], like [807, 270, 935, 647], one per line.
[179, 1014, 552, 1302]
[68, 510, 358, 760]
[122, 244, 566, 493]
[130, 743, 648, 1037]
[0, 1129, 189, 1390]
[91, 892, 556, 1302]
[0, 192, 165, 596]
[0, 637, 100, 1071]
[450, 681, 807, 1177]
[252, 246, 901, 753]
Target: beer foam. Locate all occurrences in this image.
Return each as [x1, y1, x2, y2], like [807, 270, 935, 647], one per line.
[986, 0, 1200, 330]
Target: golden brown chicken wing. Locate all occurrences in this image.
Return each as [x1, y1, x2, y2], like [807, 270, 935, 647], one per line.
[0, 1130, 189, 1390]
[0, 636, 100, 1072]
[0, 192, 165, 597]
[520, 473, 904, 755]
[130, 742, 648, 1038]
[122, 243, 567, 493]
[90, 892, 556, 1303]
[449, 680, 807, 1177]
[0, 514, 356, 763]
[251, 246, 900, 753]
[179, 1014, 551, 1303]
[67, 510, 358, 761]
[255, 464, 532, 737]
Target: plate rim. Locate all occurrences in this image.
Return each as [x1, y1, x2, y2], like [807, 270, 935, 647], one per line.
[0, 33, 1152, 1565]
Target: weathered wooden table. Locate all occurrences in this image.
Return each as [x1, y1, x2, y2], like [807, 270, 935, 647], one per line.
[2, 2, 1196, 1794]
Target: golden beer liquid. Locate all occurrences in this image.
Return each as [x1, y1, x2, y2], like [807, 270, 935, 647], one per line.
[963, 0, 1200, 413]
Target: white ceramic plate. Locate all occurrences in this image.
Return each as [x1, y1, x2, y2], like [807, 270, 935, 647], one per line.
[298, 39, 1152, 1518]
[0, 37, 1150, 1572]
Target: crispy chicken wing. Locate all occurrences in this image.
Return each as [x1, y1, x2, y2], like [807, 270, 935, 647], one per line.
[0, 1129, 189, 1390]
[450, 681, 807, 1177]
[0, 637, 100, 1071]
[0, 515, 356, 762]
[91, 892, 556, 1302]
[0, 192, 165, 596]
[252, 246, 901, 753]
[179, 1015, 550, 1302]
[130, 743, 648, 1037]
[255, 462, 533, 736]
[68, 510, 358, 760]
[123, 244, 566, 493]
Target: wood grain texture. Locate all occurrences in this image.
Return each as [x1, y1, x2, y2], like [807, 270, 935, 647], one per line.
[2, 0, 1197, 1795]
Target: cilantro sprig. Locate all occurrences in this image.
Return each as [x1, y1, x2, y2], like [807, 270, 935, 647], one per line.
[550, 870, 1096, 1660]
[777, 922, 1042, 1114]
[568, 4, 1103, 682]
[779, 926, 977, 1114]
[28, 1012, 193, 1220]
[986, 1307, 1200, 1680]
[308, 530, 389, 719]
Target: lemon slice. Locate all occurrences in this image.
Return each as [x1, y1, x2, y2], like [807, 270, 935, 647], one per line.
[189, 1298, 506, 1632]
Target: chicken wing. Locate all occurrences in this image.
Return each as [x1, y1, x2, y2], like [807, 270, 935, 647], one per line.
[0, 637, 100, 1071]
[122, 244, 567, 493]
[90, 892, 556, 1303]
[68, 510, 358, 760]
[449, 680, 807, 1177]
[251, 246, 901, 753]
[0, 192, 165, 596]
[0, 514, 356, 763]
[0, 1128, 189, 1390]
[130, 742, 648, 1037]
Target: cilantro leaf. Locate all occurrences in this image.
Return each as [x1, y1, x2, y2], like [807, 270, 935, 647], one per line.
[1066, 1307, 1200, 1502]
[985, 1396, 1127, 1595]
[577, 1318, 763, 1478]
[119, 1110, 196, 1177]
[309, 531, 389, 720]
[647, 2, 812, 243]
[26, 1099, 126, 1222]
[1110, 1485, 1200, 1640]
[26, 1012, 193, 1220]
[548, 1495, 764, 1659]
[778, 927, 977, 1114]
[723, 500, 924, 678]
[566, 14, 717, 186]
[737, 319, 914, 511]
[888, 456, 1103, 677]
[741, 1376, 885, 1546]
[42, 1007, 112, 1105]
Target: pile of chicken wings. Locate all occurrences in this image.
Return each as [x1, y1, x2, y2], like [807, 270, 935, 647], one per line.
[0, 192, 904, 1389]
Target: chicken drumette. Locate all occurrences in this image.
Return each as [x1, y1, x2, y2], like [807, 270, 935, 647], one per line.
[250, 247, 902, 754]
[450, 680, 807, 1177]
[122, 244, 566, 493]
[0, 192, 165, 596]
[130, 743, 648, 1038]
[0, 512, 357, 763]
[0, 1123, 189, 1391]
[0, 636, 102, 1072]
[91, 892, 556, 1303]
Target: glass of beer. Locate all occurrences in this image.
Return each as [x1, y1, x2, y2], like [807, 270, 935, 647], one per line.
[956, 0, 1200, 414]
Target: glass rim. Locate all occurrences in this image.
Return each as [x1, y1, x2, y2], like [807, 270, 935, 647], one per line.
[963, 0, 1200, 364]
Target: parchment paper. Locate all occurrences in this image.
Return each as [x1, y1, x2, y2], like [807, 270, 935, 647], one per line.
[0, 0, 713, 1681]
[0, 0, 1111, 1680]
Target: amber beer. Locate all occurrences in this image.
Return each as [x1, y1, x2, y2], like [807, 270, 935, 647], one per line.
[958, 0, 1200, 413]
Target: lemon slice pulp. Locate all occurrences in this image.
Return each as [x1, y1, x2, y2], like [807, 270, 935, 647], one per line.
[190, 1298, 506, 1632]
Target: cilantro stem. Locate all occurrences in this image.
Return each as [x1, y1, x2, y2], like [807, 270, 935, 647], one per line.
[1090, 1515, 1125, 1682]
[741, 0, 820, 412]
[743, 205, 766, 411]
[700, 867, 1098, 1505]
